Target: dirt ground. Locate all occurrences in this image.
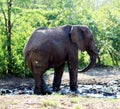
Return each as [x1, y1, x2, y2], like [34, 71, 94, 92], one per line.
[0, 67, 120, 89]
[0, 67, 120, 109]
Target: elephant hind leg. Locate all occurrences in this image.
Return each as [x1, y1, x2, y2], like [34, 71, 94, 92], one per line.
[53, 63, 65, 91]
[32, 66, 52, 95]
[31, 57, 50, 95]
[41, 77, 52, 95]
[33, 73, 42, 95]
[32, 65, 46, 95]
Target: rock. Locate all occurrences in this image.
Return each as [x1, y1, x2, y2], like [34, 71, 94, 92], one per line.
[6, 89, 12, 94]
[103, 92, 116, 97]
[0, 89, 6, 95]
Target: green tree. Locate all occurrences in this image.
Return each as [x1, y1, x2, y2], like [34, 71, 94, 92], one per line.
[0, 0, 13, 74]
[0, 0, 120, 77]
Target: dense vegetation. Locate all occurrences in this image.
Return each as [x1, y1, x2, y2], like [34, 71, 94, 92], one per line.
[0, 0, 120, 77]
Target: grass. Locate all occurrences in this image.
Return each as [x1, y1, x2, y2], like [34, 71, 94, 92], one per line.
[70, 97, 78, 103]
[0, 94, 120, 109]
[42, 99, 58, 108]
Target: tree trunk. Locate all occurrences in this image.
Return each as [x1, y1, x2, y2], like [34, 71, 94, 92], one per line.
[7, 0, 13, 74]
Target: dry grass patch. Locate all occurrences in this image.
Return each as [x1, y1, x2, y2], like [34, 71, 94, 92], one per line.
[0, 94, 120, 109]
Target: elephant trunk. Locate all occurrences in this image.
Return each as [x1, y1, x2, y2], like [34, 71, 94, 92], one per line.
[78, 51, 98, 73]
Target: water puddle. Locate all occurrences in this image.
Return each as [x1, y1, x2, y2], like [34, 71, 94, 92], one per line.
[60, 84, 120, 98]
[0, 80, 120, 98]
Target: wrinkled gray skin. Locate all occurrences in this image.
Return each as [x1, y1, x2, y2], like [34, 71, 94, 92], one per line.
[24, 25, 98, 95]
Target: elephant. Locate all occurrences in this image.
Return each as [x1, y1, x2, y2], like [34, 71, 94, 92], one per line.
[23, 25, 98, 95]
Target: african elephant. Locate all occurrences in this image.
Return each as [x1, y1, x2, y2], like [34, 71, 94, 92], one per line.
[23, 25, 98, 95]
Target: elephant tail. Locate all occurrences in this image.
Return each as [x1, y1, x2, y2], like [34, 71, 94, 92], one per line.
[24, 52, 34, 77]
[24, 58, 27, 78]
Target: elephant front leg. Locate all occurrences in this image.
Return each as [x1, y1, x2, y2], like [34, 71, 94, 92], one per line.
[53, 63, 65, 92]
[68, 58, 80, 94]
[69, 66, 78, 91]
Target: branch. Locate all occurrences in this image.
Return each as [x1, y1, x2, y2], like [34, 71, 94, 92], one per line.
[0, 2, 7, 31]
[7, 0, 13, 31]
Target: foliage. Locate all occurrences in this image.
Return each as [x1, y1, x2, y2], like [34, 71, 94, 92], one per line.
[0, 0, 120, 77]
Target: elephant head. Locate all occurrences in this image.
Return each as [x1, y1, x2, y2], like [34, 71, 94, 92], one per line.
[70, 25, 98, 72]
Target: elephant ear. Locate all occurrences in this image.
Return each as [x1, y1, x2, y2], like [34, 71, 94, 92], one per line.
[79, 25, 92, 39]
[70, 26, 86, 51]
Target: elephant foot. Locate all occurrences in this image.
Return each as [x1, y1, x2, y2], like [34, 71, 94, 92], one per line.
[34, 87, 52, 95]
[41, 88, 52, 95]
[52, 87, 60, 92]
[34, 87, 41, 95]
[41, 79, 52, 95]
[70, 86, 80, 94]
[71, 89, 80, 94]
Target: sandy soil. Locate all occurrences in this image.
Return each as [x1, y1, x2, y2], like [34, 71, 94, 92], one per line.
[0, 94, 120, 109]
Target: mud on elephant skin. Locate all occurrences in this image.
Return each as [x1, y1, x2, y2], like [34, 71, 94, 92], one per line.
[23, 25, 98, 95]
